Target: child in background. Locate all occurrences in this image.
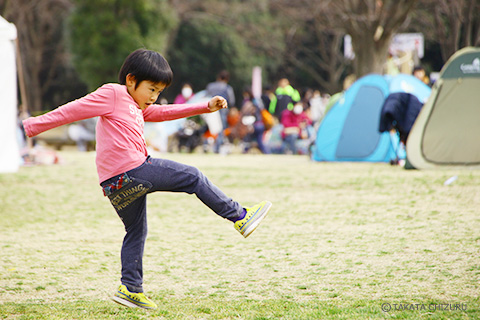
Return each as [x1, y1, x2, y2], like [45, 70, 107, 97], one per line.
[22, 49, 272, 310]
[173, 82, 195, 104]
[280, 102, 313, 154]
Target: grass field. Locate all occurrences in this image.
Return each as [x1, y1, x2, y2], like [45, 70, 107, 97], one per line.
[1, 150, 479, 319]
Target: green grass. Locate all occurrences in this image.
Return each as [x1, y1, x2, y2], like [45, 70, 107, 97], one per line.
[1, 151, 479, 319]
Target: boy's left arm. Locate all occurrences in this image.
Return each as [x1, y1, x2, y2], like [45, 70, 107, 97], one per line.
[143, 96, 227, 122]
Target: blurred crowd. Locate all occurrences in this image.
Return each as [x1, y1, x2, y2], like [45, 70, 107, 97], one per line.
[159, 63, 431, 156]
[160, 72, 331, 156]
[21, 64, 432, 158]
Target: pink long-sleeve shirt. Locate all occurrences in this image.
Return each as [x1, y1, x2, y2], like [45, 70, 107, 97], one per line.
[23, 83, 211, 183]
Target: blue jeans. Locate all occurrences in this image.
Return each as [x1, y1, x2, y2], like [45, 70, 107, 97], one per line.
[100, 156, 243, 292]
[214, 108, 229, 153]
[283, 133, 298, 154]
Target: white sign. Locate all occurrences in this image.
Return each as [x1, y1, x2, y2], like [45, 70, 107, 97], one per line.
[344, 33, 424, 60]
[251, 66, 262, 99]
[344, 34, 355, 59]
[390, 33, 424, 58]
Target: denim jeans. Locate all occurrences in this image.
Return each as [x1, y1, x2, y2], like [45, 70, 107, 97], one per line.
[283, 133, 298, 154]
[100, 156, 243, 292]
[214, 108, 229, 153]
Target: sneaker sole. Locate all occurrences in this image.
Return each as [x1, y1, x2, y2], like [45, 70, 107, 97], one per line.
[242, 201, 272, 238]
[111, 295, 155, 310]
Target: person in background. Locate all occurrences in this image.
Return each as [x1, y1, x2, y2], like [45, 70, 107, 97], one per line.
[280, 101, 313, 154]
[173, 83, 195, 104]
[324, 74, 357, 115]
[261, 85, 275, 117]
[67, 117, 97, 152]
[308, 89, 326, 127]
[239, 88, 269, 154]
[384, 51, 400, 76]
[206, 70, 236, 153]
[269, 78, 301, 120]
[206, 70, 235, 106]
[412, 65, 430, 86]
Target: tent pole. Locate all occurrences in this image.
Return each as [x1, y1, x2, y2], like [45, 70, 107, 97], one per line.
[15, 38, 28, 115]
[15, 38, 32, 149]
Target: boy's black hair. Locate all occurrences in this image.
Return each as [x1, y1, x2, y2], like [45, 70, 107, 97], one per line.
[118, 49, 173, 89]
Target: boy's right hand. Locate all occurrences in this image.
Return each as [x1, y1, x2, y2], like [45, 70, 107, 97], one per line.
[208, 96, 228, 112]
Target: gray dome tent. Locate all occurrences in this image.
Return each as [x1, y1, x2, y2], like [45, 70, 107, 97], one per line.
[406, 47, 480, 169]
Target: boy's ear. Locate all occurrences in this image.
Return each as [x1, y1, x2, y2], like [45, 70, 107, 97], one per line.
[126, 74, 136, 87]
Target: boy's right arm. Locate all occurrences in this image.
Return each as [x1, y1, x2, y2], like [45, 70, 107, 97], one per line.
[23, 85, 114, 137]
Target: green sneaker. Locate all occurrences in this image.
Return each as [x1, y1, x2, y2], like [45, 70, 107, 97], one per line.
[112, 285, 157, 309]
[234, 201, 272, 238]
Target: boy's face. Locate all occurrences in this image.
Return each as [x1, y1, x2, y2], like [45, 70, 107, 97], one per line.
[126, 75, 166, 110]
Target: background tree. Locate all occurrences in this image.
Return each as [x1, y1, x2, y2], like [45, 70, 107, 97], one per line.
[269, 1, 351, 94]
[3, 0, 477, 113]
[334, 0, 418, 77]
[283, 20, 351, 94]
[412, 0, 480, 64]
[166, 0, 285, 101]
[268, 0, 417, 93]
[166, 18, 253, 103]
[68, 0, 178, 92]
[0, 0, 75, 113]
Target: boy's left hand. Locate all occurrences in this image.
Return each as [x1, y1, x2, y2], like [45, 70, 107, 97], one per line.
[208, 96, 228, 112]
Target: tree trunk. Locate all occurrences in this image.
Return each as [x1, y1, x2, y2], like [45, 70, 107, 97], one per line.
[1, 0, 72, 113]
[339, 0, 416, 77]
[351, 32, 392, 77]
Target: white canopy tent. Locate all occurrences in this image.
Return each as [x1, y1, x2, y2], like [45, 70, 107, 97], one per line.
[0, 15, 19, 173]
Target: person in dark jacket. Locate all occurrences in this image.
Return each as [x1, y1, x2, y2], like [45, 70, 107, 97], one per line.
[379, 92, 424, 143]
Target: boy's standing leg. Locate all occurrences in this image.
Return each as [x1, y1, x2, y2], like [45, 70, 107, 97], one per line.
[117, 197, 148, 294]
[108, 157, 271, 309]
[111, 194, 160, 309]
[102, 173, 158, 309]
